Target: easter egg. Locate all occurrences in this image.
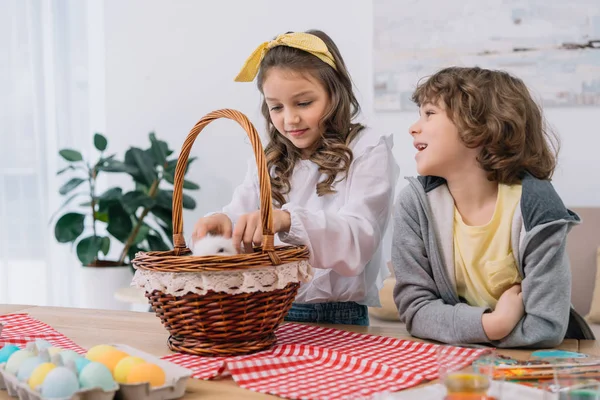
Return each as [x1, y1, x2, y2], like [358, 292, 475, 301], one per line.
[79, 362, 117, 391]
[16, 356, 45, 382]
[58, 350, 82, 365]
[41, 366, 80, 398]
[126, 363, 166, 387]
[95, 349, 128, 373]
[86, 344, 117, 362]
[33, 339, 53, 351]
[46, 347, 63, 357]
[113, 356, 146, 383]
[5, 349, 35, 374]
[74, 357, 91, 374]
[0, 344, 20, 363]
[28, 362, 56, 389]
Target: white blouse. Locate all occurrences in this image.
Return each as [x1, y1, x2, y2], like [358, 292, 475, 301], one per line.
[217, 129, 399, 307]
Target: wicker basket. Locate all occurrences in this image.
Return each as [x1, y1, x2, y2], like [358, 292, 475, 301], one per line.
[132, 109, 310, 357]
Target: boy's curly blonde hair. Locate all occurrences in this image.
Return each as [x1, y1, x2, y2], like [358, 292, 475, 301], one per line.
[256, 30, 364, 207]
[412, 66, 559, 184]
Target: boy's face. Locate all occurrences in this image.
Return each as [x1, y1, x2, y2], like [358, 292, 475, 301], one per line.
[409, 100, 479, 179]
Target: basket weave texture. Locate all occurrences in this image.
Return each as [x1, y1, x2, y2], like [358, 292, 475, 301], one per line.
[132, 109, 310, 356]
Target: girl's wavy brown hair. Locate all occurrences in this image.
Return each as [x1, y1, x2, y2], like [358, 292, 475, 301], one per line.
[412, 66, 559, 184]
[256, 29, 364, 207]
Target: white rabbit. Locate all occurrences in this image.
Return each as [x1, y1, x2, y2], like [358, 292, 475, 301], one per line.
[191, 234, 237, 256]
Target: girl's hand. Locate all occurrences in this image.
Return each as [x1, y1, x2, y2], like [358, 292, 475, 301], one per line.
[232, 209, 291, 253]
[192, 213, 233, 242]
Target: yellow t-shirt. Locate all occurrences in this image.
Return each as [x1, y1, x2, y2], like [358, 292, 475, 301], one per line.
[454, 183, 523, 309]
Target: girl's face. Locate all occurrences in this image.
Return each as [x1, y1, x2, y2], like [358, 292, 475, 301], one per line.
[409, 101, 479, 178]
[262, 67, 330, 158]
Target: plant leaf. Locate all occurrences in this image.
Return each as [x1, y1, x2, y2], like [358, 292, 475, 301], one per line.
[100, 236, 111, 255]
[95, 211, 109, 223]
[150, 206, 173, 231]
[146, 232, 171, 251]
[99, 187, 123, 202]
[149, 132, 169, 166]
[49, 192, 87, 223]
[155, 190, 173, 210]
[165, 156, 196, 176]
[54, 212, 85, 243]
[183, 180, 200, 190]
[162, 173, 199, 190]
[122, 191, 155, 214]
[107, 203, 133, 243]
[59, 178, 85, 195]
[94, 133, 108, 151]
[97, 159, 139, 174]
[59, 149, 83, 162]
[76, 235, 104, 266]
[182, 193, 196, 210]
[132, 224, 151, 246]
[125, 148, 158, 186]
[57, 165, 76, 175]
[154, 190, 195, 210]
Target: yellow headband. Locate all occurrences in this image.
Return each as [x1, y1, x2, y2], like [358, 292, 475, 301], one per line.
[234, 32, 337, 82]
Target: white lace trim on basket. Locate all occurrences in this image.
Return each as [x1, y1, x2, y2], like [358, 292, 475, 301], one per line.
[131, 260, 313, 296]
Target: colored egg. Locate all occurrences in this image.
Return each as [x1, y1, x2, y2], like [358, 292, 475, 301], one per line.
[113, 356, 146, 383]
[95, 349, 128, 373]
[41, 366, 80, 398]
[0, 345, 20, 363]
[79, 362, 117, 391]
[58, 349, 82, 364]
[46, 347, 63, 357]
[5, 349, 35, 374]
[33, 339, 53, 351]
[16, 355, 45, 382]
[74, 357, 91, 374]
[126, 363, 166, 387]
[86, 344, 117, 362]
[28, 362, 56, 389]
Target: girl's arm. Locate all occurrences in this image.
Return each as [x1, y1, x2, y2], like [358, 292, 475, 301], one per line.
[392, 186, 492, 344]
[278, 136, 398, 276]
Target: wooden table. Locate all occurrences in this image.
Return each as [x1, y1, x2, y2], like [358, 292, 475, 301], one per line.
[1, 305, 598, 399]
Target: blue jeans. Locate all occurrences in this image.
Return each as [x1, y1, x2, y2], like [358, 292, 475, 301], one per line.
[284, 302, 370, 326]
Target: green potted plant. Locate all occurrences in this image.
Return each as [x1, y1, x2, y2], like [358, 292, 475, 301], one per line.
[52, 132, 199, 309]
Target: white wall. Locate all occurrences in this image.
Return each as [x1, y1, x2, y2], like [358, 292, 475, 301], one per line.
[104, 0, 373, 241]
[104, 0, 598, 267]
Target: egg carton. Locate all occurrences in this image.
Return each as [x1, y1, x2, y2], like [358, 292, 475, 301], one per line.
[0, 337, 191, 400]
[108, 343, 191, 400]
[0, 362, 117, 400]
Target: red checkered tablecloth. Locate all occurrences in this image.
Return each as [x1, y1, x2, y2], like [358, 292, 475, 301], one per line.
[0, 313, 489, 399]
[162, 323, 490, 399]
[0, 313, 85, 353]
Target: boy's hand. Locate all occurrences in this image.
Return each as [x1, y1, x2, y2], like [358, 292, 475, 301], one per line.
[232, 209, 291, 254]
[482, 284, 525, 341]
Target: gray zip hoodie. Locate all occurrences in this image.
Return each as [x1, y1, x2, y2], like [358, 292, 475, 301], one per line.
[392, 174, 595, 348]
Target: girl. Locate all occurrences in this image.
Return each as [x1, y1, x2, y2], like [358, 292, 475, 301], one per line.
[193, 30, 399, 326]
[392, 66, 595, 347]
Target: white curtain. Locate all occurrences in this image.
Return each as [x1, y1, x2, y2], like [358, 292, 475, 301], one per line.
[0, 0, 104, 306]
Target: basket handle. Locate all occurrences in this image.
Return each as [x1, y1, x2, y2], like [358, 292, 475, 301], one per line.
[171, 109, 281, 265]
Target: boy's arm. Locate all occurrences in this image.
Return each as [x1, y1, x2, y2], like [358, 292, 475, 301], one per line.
[490, 223, 572, 348]
[392, 187, 491, 344]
